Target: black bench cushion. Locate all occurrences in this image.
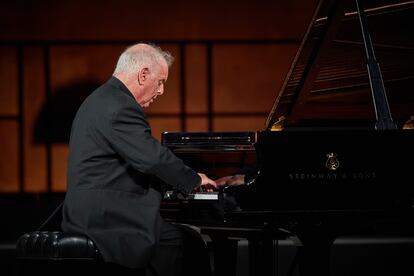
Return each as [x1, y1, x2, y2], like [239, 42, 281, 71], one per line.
[16, 231, 100, 260]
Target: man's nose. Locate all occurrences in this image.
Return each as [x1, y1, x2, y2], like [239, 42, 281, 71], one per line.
[157, 85, 164, 95]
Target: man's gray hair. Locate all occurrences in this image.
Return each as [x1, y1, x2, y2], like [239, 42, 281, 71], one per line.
[113, 43, 174, 76]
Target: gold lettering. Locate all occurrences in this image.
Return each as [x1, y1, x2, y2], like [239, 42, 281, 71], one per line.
[288, 171, 377, 181]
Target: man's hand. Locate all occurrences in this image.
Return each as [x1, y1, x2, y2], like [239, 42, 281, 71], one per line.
[215, 174, 245, 189]
[197, 173, 218, 192]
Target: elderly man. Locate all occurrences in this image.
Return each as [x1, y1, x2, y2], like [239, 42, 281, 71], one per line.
[62, 43, 216, 276]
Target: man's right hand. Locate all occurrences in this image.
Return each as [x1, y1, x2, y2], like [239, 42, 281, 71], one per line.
[197, 173, 218, 192]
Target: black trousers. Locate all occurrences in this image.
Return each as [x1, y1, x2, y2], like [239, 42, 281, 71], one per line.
[148, 220, 212, 276]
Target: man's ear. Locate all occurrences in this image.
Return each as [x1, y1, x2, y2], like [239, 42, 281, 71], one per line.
[137, 67, 150, 85]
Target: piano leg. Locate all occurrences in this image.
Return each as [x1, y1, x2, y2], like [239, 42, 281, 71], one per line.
[247, 236, 276, 276]
[209, 233, 279, 276]
[294, 224, 337, 276]
[209, 233, 239, 276]
[204, 226, 291, 276]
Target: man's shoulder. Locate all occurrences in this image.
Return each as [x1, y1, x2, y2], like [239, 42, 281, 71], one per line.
[84, 80, 134, 109]
[74, 78, 144, 124]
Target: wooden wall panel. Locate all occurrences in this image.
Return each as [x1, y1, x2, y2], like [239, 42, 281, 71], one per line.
[50, 45, 127, 90]
[185, 44, 208, 114]
[213, 44, 299, 114]
[51, 144, 68, 192]
[148, 117, 181, 141]
[23, 46, 47, 192]
[213, 116, 267, 132]
[186, 118, 209, 132]
[0, 1, 318, 41]
[0, 121, 19, 192]
[0, 47, 18, 116]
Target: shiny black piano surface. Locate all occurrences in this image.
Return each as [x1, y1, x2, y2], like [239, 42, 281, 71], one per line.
[160, 0, 414, 275]
[161, 0, 414, 220]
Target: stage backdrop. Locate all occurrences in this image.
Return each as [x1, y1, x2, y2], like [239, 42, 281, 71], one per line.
[0, 0, 317, 193]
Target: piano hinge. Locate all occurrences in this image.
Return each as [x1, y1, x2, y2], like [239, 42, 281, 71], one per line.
[402, 115, 414, 130]
[270, 115, 286, 131]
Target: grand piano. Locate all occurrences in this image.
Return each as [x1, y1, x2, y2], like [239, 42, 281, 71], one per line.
[161, 0, 414, 275]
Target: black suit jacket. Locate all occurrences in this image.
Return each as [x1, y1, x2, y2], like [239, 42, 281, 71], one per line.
[61, 77, 200, 268]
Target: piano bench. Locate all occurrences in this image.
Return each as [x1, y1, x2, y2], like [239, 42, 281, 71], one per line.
[16, 231, 142, 276]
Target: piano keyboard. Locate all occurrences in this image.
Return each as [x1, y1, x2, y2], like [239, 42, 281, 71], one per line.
[187, 192, 219, 200]
[164, 190, 219, 201]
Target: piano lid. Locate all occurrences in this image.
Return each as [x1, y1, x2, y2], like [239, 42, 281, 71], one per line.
[266, 0, 414, 130]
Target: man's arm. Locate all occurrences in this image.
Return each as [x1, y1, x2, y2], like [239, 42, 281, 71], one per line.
[109, 103, 214, 194]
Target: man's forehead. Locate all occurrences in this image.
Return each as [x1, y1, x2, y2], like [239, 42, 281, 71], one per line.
[158, 63, 168, 77]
